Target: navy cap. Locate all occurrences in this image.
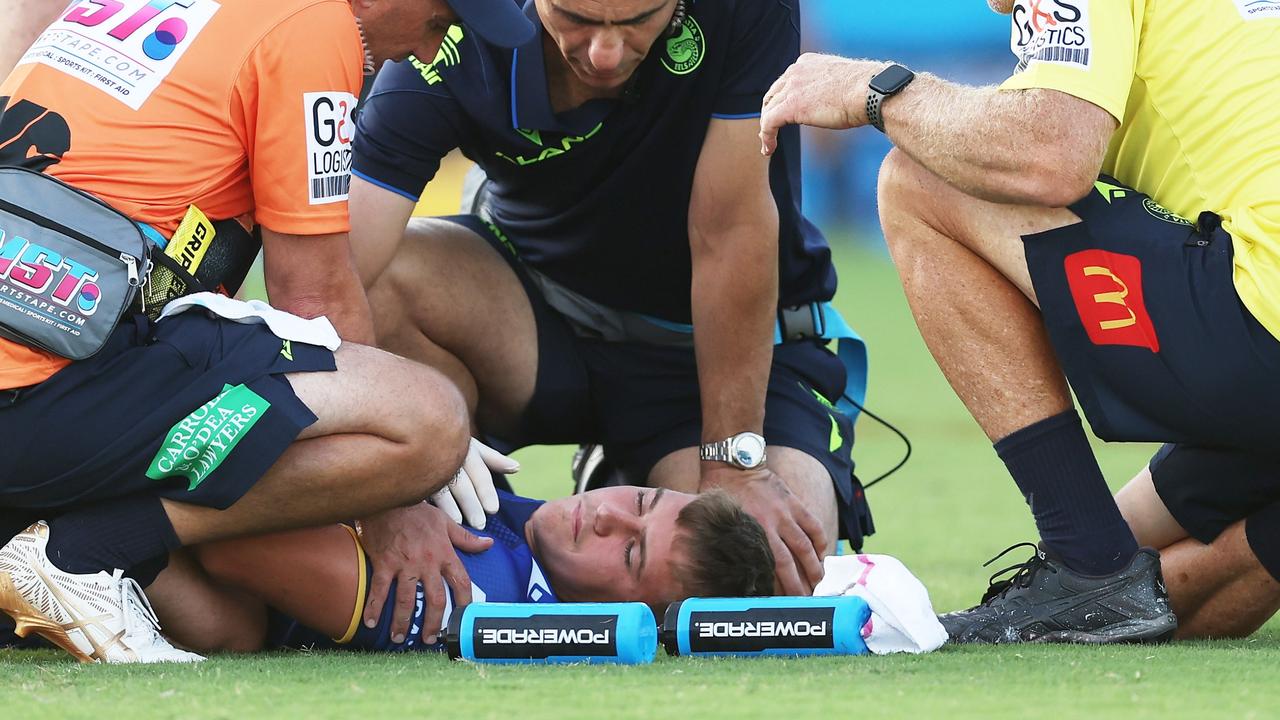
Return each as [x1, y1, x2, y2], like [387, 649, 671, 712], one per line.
[447, 0, 537, 48]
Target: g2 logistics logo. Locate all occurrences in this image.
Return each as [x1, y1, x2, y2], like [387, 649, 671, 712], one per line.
[662, 15, 705, 75]
[1010, 0, 1092, 72]
[0, 229, 103, 335]
[20, 0, 222, 110]
[304, 92, 357, 205]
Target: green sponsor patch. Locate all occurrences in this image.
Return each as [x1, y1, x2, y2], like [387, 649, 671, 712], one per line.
[147, 384, 270, 491]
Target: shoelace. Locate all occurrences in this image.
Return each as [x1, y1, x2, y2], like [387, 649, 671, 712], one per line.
[976, 542, 1058, 605]
[116, 569, 166, 645]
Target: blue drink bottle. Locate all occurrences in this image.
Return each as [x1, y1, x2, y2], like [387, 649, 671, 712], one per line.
[446, 602, 658, 664]
[661, 596, 872, 657]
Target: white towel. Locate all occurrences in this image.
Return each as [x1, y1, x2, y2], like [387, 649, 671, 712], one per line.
[159, 293, 342, 351]
[814, 554, 948, 654]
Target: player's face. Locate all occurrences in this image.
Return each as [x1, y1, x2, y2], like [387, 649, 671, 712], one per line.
[536, 0, 677, 90]
[354, 0, 459, 66]
[525, 487, 695, 611]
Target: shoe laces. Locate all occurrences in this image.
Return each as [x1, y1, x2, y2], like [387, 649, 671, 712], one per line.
[977, 542, 1057, 605]
[116, 570, 165, 643]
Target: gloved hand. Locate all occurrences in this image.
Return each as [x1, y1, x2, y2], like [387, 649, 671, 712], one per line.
[430, 438, 519, 529]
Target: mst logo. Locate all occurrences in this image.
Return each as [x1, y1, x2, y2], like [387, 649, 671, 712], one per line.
[1010, 0, 1091, 71]
[662, 15, 705, 75]
[0, 230, 103, 321]
[22, 0, 221, 110]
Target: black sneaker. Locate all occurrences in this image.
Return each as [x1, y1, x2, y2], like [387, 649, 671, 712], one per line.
[940, 543, 1177, 644]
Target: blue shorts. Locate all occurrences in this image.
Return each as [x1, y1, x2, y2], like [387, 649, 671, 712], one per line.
[1024, 176, 1280, 449]
[444, 216, 870, 545]
[0, 311, 335, 536]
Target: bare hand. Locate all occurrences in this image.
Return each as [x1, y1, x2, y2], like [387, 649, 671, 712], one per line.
[356, 503, 493, 645]
[759, 54, 879, 156]
[701, 467, 826, 595]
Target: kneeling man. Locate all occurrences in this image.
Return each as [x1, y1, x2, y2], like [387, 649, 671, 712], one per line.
[759, 0, 1280, 642]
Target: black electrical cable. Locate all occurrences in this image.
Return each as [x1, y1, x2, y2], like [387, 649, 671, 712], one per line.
[841, 394, 912, 489]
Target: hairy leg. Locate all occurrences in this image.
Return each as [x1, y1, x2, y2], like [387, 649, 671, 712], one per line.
[195, 526, 361, 640]
[878, 148, 1078, 441]
[367, 218, 539, 436]
[649, 446, 838, 554]
[161, 343, 470, 545]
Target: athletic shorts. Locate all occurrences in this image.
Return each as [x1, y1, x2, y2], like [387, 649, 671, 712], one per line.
[0, 311, 335, 530]
[1023, 176, 1280, 449]
[1149, 443, 1280, 544]
[443, 216, 871, 545]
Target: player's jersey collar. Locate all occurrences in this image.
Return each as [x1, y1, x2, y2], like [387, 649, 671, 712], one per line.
[509, 0, 617, 135]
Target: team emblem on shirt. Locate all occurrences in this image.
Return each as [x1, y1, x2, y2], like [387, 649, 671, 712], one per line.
[20, 0, 222, 110]
[1010, 0, 1092, 72]
[661, 16, 705, 76]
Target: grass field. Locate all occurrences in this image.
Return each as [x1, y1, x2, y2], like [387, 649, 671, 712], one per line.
[4, 242, 1279, 719]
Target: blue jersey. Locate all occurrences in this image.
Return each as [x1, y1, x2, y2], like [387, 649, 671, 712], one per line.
[352, 0, 837, 324]
[269, 491, 558, 652]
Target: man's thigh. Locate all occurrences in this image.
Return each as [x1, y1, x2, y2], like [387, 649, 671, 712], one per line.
[596, 339, 868, 546]
[0, 312, 335, 513]
[368, 215, 589, 440]
[1020, 179, 1280, 446]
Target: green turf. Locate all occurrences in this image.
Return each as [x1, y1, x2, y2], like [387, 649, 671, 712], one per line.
[4, 243, 1276, 719]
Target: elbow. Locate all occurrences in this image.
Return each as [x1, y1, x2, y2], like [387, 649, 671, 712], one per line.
[1015, 135, 1104, 207]
[1021, 163, 1097, 208]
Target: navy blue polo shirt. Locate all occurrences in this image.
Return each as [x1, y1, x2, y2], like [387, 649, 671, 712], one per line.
[352, 0, 836, 323]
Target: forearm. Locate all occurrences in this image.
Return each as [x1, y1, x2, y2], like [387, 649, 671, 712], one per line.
[883, 75, 1109, 206]
[760, 55, 1113, 207]
[267, 266, 375, 344]
[690, 223, 779, 444]
[262, 231, 376, 345]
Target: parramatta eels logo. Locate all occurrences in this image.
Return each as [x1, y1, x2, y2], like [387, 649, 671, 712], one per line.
[662, 16, 705, 75]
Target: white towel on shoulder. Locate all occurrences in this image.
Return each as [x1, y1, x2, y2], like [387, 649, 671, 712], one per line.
[159, 292, 342, 351]
[814, 554, 948, 654]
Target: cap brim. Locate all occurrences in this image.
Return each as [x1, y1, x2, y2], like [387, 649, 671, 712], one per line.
[449, 0, 537, 49]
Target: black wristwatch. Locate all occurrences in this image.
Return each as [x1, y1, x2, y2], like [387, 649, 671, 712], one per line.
[866, 64, 916, 133]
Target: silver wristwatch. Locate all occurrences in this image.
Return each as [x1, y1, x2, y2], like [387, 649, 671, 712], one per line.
[699, 432, 767, 470]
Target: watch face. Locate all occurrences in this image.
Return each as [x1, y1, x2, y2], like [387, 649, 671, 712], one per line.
[870, 64, 915, 95]
[731, 433, 766, 468]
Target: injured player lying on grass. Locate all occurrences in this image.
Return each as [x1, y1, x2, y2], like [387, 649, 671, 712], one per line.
[143, 487, 774, 653]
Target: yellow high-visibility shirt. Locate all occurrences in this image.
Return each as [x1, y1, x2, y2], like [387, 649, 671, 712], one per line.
[1000, 0, 1280, 340]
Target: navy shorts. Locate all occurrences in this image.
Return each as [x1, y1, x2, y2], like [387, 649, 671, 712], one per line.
[1024, 176, 1280, 449]
[444, 216, 869, 544]
[1149, 443, 1280, 546]
[0, 311, 335, 533]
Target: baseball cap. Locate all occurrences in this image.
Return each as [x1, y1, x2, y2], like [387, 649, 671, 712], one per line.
[446, 0, 537, 48]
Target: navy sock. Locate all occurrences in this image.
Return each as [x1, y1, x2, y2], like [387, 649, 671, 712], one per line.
[45, 494, 181, 585]
[994, 410, 1138, 575]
